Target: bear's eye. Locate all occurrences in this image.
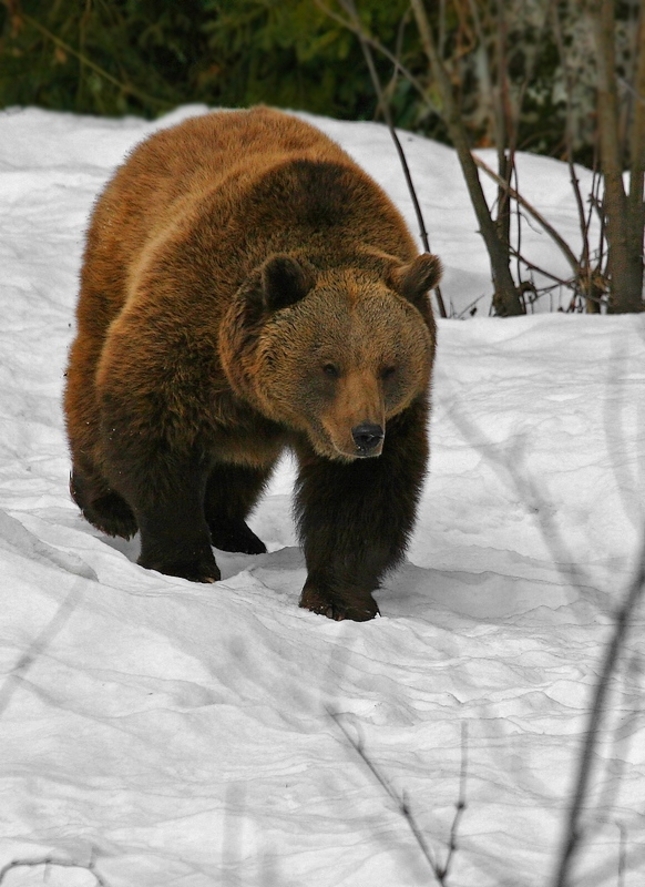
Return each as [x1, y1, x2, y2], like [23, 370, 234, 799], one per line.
[322, 363, 340, 379]
[380, 365, 397, 381]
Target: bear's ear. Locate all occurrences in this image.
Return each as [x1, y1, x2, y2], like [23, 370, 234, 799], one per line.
[261, 255, 315, 312]
[390, 253, 442, 309]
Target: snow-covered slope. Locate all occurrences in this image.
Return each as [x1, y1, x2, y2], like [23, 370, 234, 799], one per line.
[0, 106, 643, 886]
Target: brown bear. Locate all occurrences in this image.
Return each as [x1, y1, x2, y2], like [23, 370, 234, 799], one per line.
[64, 107, 441, 621]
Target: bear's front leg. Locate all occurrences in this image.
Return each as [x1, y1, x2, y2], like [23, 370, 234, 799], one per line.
[294, 402, 429, 621]
[127, 464, 219, 583]
[137, 495, 221, 584]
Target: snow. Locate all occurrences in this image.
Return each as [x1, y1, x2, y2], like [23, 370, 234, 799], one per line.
[1, 104, 644, 886]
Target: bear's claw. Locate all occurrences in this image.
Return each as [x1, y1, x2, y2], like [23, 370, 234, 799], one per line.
[138, 552, 221, 584]
[299, 584, 380, 622]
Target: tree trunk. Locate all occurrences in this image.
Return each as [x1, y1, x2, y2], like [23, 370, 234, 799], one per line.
[410, 0, 524, 316]
[591, 0, 644, 312]
[626, 0, 645, 304]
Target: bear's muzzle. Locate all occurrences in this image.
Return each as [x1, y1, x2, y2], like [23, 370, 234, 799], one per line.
[351, 422, 384, 457]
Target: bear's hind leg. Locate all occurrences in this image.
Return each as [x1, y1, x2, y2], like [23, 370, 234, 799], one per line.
[100, 437, 219, 583]
[204, 463, 272, 555]
[70, 466, 138, 539]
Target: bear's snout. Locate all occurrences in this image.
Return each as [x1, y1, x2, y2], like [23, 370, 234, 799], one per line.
[352, 422, 384, 457]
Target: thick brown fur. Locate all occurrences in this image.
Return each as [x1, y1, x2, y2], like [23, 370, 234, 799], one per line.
[64, 107, 441, 621]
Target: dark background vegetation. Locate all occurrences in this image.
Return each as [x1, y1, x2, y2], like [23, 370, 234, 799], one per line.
[0, 2, 401, 127]
[1, 0, 643, 315]
[0, 0, 616, 167]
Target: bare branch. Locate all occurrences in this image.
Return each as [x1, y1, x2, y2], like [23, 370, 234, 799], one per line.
[334, 0, 447, 318]
[589, 0, 644, 311]
[436, 722, 469, 881]
[313, 0, 432, 107]
[550, 0, 596, 311]
[329, 707, 469, 885]
[409, 0, 524, 315]
[473, 153, 582, 274]
[17, 11, 170, 111]
[328, 708, 449, 884]
[626, 0, 645, 268]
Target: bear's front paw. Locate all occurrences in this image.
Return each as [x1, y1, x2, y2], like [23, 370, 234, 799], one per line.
[299, 582, 380, 622]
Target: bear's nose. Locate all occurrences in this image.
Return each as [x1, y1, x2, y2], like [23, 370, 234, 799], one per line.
[352, 422, 385, 456]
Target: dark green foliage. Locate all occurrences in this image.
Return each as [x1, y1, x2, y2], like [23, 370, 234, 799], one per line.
[0, 0, 638, 170]
[0, 0, 410, 121]
[0, 0, 209, 116]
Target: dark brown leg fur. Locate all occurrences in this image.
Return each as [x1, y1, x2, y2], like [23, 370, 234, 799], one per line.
[74, 452, 222, 583]
[128, 457, 220, 584]
[70, 467, 138, 539]
[294, 400, 429, 622]
[204, 463, 272, 554]
[137, 502, 220, 584]
[96, 407, 219, 582]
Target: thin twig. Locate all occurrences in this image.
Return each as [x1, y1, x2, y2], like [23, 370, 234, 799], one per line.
[313, 0, 431, 108]
[436, 721, 469, 881]
[551, 2, 600, 311]
[410, 0, 524, 315]
[328, 708, 449, 883]
[509, 248, 604, 303]
[473, 153, 581, 274]
[617, 75, 645, 105]
[18, 11, 171, 111]
[381, 9, 412, 117]
[338, 0, 429, 252]
[333, 0, 448, 318]
[454, 291, 488, 319]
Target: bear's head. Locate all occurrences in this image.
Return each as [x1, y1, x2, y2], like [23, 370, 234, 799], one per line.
[219, 252, 441, 461]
